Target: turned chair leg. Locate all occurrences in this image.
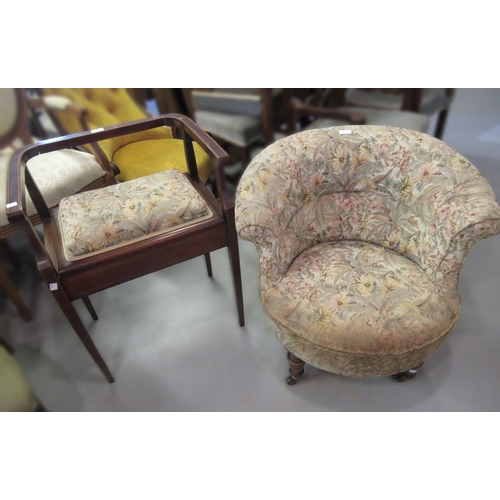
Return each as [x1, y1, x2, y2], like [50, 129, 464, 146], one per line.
[286, 350, 305, 385]
[392, 362, 424, 382]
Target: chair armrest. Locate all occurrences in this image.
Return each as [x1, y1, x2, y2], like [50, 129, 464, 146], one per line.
[168, 114, 233, 212]
[7, 144, 46, 226]
[436, 212, 500, 288]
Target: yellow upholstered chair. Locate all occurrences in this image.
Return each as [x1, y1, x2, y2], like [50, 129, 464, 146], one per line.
[39, 88, 214, 183]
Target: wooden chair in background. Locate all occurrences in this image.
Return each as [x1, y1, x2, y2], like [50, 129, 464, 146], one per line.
[343, 88, 455, 138]
[283, 88, 431, 135]
[182, 89, 284, 181]
[35, 88, 215, 184]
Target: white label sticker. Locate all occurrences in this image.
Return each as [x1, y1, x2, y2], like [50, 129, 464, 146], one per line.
[339, 130, 352, 135]
[50, 283, 58, 291]
[6, 202, 17, 208]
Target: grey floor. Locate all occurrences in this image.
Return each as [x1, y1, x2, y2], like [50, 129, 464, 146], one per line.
[2, 88, 500, 411]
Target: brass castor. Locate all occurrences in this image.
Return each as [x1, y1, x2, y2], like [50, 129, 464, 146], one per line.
[286, 350, 305, 385]
[392, 362, 424, 382]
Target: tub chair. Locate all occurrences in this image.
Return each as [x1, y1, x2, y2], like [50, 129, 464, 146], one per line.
[235, 125, 500, 384]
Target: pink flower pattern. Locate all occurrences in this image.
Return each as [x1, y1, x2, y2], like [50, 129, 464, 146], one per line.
[59, 169, 211, 260]
[235, 126, 500, 377]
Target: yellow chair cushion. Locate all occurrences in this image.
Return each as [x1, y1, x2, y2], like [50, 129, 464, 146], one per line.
[112, 138, 213, 183]
[42, 88, 172, 159]
[0, 346, 38, 412]
[42, 88, 214, 182]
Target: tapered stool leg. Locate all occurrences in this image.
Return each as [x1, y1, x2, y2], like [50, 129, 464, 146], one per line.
[82, 296, 98, 321]
[204, 253, 213, 278]
[51, 288, 114, 383]
[226, 209, 245, 327]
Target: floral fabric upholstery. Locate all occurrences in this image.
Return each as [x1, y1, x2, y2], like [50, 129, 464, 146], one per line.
[58, 169, 212, 261]
[264, 241, 460, 377]
[235, 126, 500, 377]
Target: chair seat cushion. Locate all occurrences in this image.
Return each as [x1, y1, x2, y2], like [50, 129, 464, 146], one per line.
[262, 241, 461, 377]
[1, 148, 106, 229]
[305, 106, 430, 133]
[112, 138, 213, 183]
[58, 169, 212, 261]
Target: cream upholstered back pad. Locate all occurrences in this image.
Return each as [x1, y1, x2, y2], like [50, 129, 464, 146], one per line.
[0, 148, 106, 229]
[236, 126, 500, 291]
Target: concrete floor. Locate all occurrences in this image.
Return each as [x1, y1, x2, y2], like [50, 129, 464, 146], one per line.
[2, 88, 500, 411]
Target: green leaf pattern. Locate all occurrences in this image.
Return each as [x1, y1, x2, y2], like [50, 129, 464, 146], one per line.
[235, 126, 500, 377]
[58, 169, 211, 260]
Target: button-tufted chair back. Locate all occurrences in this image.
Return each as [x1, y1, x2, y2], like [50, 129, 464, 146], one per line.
[43, 88, 146, 127]
[38, 88, 214, 183]
[40, 88, 171, 160]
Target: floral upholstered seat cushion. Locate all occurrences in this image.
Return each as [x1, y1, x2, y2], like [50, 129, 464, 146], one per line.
[58, 169, 212, 260]
[263, 241, 460, 377]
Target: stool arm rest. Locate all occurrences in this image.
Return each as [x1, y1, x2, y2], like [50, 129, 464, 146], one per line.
[168, 114, 233, 212]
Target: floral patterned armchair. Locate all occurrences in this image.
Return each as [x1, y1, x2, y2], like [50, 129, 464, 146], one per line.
[235, 125, 500, 384]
